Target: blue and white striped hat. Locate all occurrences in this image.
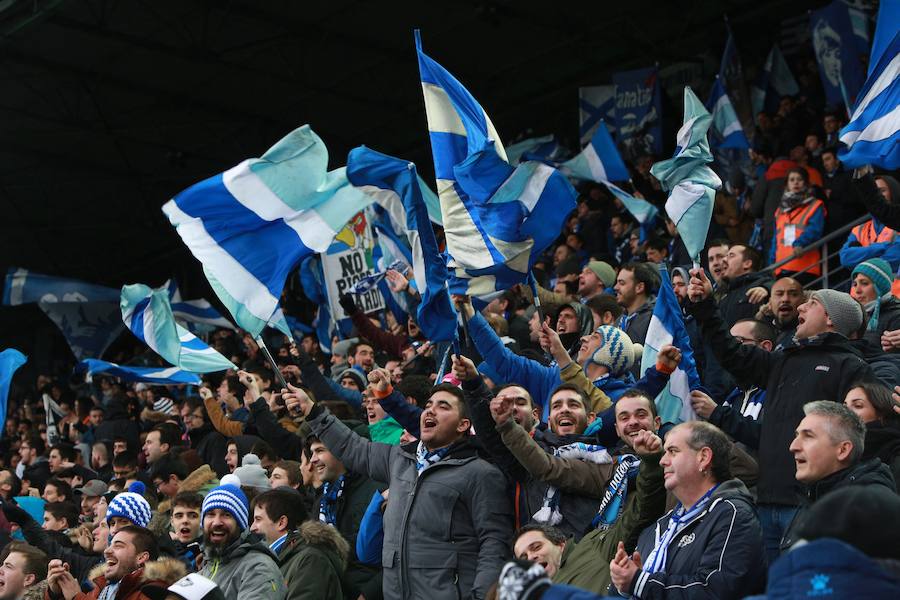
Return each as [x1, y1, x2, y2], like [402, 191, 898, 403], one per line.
[106, 483, 152, 528]
[201, 484, 249, 530]
[589, 325, 641, 377]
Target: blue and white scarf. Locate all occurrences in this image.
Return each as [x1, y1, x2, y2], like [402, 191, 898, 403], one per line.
[643, 484, 719, 574]
[590, 454, 641, 530]
[318, 475, 346, 526]
[415, 441, 451, 476]
[533, 443, 612, 526]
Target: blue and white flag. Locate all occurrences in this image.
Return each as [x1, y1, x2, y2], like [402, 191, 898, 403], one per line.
[605, 182, 659, 225]
[3, 268, 119, 305]
[839, 1, 899, 170]
[638, 268, 701, 424]
[613, 67, 663, 158]
[416, 31, 576, 296]
[506, 135, 556, 166]
[718, 21, 751, 125]
[348, 146, 458, 342]
[650, 87, 721, 265]
[579, 86, 617, 146]
[563, 121, 630, 182]
[0, 349, 27, 438]
[811, 1, 868, 109]
[121, 284, 235, 373]
[162, 125, 374, 338]
[39, 302, 124, 361]
[75, 359, 201, 386]
[751, 45, 799, 115]
[706, 77, 750, 150]
[164, 280, 234, 331]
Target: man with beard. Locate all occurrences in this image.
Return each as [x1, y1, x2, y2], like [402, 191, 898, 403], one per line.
[614, 263, 658, 374]
[0, 543, 47, 600]
[46, 526, 185, 600]
[715, 244, 771, 329]
[757, 277, 804, 348]
[198, 484, 285, 600]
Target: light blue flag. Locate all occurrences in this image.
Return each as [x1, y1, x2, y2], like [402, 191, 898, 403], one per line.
[638, 268, 701, 424]
[0, 349, 27, 438]
[579, 85, 616, 145]
[3, 268, 119, 305]
[416, 31, 576, 296]
[839, 2, 900, 170]
[706, 77, 750, 150]
[162, 125, 375, 338]
[121, 284, 236, 373]
[75, 359, 201, 386]
[650, 87, 721, 265]
[751, 45, 799, 115]
[164, 280, 234, 331]
[562, 121, 630, 182]
[506, 135, 555, 166]
[605, 181, 659, 225]
[348, 146, 458, 342]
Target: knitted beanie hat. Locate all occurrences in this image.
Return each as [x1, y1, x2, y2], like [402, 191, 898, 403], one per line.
[589, 326, 642, 377]
[153, 397, 176, 416]
[106, 482, 152, 528]
[586, 261, 616, 289]
[811, 289, 865, 337]
[201, 484, 249, 530]
[233, 454, 271, 490]
[852, 258, 893, 331]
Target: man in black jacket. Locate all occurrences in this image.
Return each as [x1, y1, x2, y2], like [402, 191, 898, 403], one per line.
[781, 401, 896, 550]
[716, 245, 771, 329]
[687, 270, 875, 565]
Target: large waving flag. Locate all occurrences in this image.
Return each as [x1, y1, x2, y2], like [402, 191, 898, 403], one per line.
[3, 268, 119, 305]
[162, 125, 374, 337]
[416, 31, 576, 296]
[650, 87, 721, 265]
[75, 359, 201, 386]
[838, 1, 899, 170]
[706, 77, 750, 150]
[638, 268, 701, 424]
[0, 349, 27, 438]
[121, 284, 235, 373]
[348, 146, 458, 342]
[562, 121, 630, 182]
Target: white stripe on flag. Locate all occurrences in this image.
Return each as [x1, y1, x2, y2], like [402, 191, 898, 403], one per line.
[644, 314, 673, 352]
[437, 179, 494, 269]
[849, 53, 900, 120]
[676, 115, 703, 150]
[143, 367, 183, 379]
[422, 83, 468, 136]
[162, 201, 278, 323]
[665, 181, 707, 224]
[583, 143, 609, 182]
[841, 105, 900, 146]
[518, 163, 554, 213]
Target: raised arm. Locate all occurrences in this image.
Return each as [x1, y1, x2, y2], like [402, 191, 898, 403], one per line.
[200, 386, 244, 438]
[368, 368, 422, 437]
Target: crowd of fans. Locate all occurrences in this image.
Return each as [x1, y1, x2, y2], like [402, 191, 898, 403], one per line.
[2, 39, 900, 600]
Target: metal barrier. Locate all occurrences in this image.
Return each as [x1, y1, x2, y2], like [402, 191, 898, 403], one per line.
[759, 214, 870, 290]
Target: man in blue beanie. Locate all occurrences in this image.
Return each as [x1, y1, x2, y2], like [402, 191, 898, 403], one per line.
[198, 484, 285, 600]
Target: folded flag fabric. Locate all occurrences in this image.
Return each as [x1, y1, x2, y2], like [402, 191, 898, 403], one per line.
[164, 280, 234, 330]
[706, 76, 750, 150]
[348, 146, 458, 342]
[605, 181, 659, 225]
[505, 134, 556, 166]
[162, 125, 374, 337]
[416, 31, 576, 296]
[0, 349, 27, 439]
[75, 359, 201, 385]
[838, 1, 899, 170]
[638, 267, 701, 424]
[121, 284, 235, 373]
[562, 121, 630, 182]
[650, 87, 721, 265]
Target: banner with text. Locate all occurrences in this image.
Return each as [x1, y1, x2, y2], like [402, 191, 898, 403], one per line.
[322, 212, 384, 321]
[613, 66, 663, 160]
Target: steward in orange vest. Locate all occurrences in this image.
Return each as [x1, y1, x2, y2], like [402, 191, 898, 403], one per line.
[771, 197, 826, 277]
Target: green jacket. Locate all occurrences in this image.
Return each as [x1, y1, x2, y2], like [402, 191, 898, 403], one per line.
[553, 453, 666, 594]
[279, 521, 350, 600]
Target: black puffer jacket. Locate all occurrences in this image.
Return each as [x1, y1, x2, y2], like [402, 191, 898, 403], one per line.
[626, 479, 766, 599]
[717, 271, 772, 329]
[781, 458, 896, 550]
[688, 297, 876, 506]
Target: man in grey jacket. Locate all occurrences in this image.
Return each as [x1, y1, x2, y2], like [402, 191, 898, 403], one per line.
[198, 483, 286, 600]
[284, 381, 513, 600]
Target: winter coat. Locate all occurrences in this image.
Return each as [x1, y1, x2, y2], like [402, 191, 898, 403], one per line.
[94, 398, 141, 452]
[278, 521, 349, 600]
[46, 558, 186, 600]
[781, 458, 897, 551]
[863, 296, 900, 348]
[551, 454, 666, 594]
[624, 479, 766, 599]
[688, 297, 876, 506]
[863, 421, 900, 484]
[619, 298, 655, 349]
[149, 464, 219, 537]
[199, 530, 286, 600]
[716, 271, 772, 329]
[746, 538, 900, 599]
[307, 404, 512, 600]
[854, 172, 900, 231]
[187, 423, 229, 477]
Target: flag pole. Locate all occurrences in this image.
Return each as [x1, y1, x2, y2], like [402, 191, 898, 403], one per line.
[528, 271, 544, 324]
[256, 335, 290, 390]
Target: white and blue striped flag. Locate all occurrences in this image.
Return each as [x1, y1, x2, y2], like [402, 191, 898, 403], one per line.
[348, 146, 458, 342]
[838, 1, 899, 170]
[416, 31, 576, 296]
[121, 284, 235, 373]
[650, 87, 721, 265]
[76, 359, 201, 386]
[706, 76, 750, 150]
[562, 120, 630, 182]
[162, 125, 374, 338]
[638, 267, 701, 424]
[605, 181, 659, 225]
[164, 280, 235, 331]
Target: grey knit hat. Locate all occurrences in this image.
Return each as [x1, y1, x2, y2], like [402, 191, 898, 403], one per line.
[811, 289, 864, 337]
[232, 454, 271, 490]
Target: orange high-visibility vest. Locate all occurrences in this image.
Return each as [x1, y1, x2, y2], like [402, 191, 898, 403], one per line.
[775, 199, 825, 276]
[851, 220, 898, 246]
